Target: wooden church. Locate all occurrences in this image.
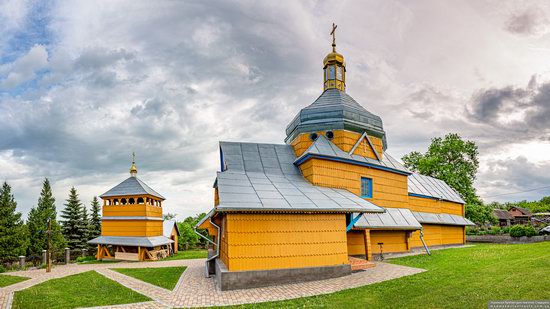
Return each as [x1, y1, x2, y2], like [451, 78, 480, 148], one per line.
[89, 155, 179, 261]
[197, 25, 474, 290]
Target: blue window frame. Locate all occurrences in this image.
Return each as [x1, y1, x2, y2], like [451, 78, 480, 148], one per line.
[361, 177, 373, 198]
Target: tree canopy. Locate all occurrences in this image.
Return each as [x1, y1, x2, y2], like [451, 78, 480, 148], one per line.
[89, 196, 101, 241]
[0, 182, 28, 262]
[27, 179, 66, 255]
[402, 133, 494, 224]
[61, 187, 89, 249]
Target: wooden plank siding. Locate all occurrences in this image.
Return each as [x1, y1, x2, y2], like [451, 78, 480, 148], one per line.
[369, 230, 408, 254]
[290, 130, 383, 159]
[408, 196, 464, 215]
[410, 224, 465, 247]
[103, 204, 162, 218]
[101, 220, 163, 237]
[222, 213, 349, 271]
[346, 230, 366, 255]
[300, 157, 409, 208]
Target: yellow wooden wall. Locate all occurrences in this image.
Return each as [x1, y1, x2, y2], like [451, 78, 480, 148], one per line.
[290, 130, 383, 159]
[222, 213, 348, 271]
[408, 196, 463, 215]
[410, 224, 465, 247]
[103, 204, 162, 218]
[102, 220, 163, 237]
[300, 158, 409, 208]
[346, 230, 366, 255]
[370, 230, 408, 254]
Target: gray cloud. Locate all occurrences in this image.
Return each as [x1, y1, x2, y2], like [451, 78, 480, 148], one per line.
[504, 8, 549, 36]
[2, 1, 550, 219]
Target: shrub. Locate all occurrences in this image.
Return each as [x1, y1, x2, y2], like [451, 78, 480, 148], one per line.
[0, 265, 6, 273]
[466, 226, 479, 235]
[488, 226, 501, 235]
[75, 256, 95, 263]
[509, 225, 526, 238]
[501, 226, 511, 234]
[524, 226, 537, 237]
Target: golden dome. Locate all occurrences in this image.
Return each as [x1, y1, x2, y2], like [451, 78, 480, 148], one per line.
[323, 50, 345, 68]
[130, 152, 138, 176]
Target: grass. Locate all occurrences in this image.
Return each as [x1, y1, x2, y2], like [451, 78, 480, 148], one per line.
[12, 271, 150, 309]
[113, 266, 187, 290]
[231, 242, 550, 309]
[162, 249, 207, 260]
[0, 274, 29, 287]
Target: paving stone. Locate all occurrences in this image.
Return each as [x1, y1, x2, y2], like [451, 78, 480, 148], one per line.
[0, 257, 426, 308]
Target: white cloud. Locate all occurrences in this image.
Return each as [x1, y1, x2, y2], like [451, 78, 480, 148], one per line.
[2, 1, 550, 219]
[1, 44, 48, 89]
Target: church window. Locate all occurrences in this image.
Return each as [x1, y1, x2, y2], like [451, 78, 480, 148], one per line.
[129, 198, 135, 204]
[137, 197, 144, 204]
[121, 198, 127, 205]
[361, 177, 373, 198]
[336, 67, 343, 80]
[329, 66, 335, 79]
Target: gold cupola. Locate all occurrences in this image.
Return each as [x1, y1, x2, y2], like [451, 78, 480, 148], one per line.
[130, 152, 138, 177]
[323, 23, 346, 92]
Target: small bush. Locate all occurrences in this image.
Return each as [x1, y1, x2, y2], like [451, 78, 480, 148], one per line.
[509, 225, 526, 238]
[75, 256, 95, 263]
[0, 265, 6, 273]
[502, 226, 511, 234]
[488, 226, 501, 235]
[466, 226, 479, 235]
[524, 226, 537, 237]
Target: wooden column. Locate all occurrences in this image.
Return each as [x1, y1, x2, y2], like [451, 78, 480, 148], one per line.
[363, 229, 372, 261]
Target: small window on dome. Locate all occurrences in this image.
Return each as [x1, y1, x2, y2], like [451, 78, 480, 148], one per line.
[329, 66, 335, 79]
[336, 67, 343, 80]
[310, 132, 318, 141]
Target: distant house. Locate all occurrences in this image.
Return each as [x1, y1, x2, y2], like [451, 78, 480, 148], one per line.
[493, 209, 513, 226]
[508, 207, 532, 225]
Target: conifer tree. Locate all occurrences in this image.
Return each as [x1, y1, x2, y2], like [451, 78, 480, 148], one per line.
[27, 179, 66, 256]
[0, 182, 28, 262]
[61, 187, 88, 249]
[89, 196, 101, 240]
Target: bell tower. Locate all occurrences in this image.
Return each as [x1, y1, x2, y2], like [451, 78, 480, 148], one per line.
[323, 23, 346, 92]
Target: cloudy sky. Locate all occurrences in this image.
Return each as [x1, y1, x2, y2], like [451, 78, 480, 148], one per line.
[2, 0, 550, 219]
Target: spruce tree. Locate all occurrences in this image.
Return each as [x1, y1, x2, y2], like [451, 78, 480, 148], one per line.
[89, 196, 101, 240]
[0, 182, 28, 262]
[61, 187, 87, 249]
[27, 179, 66, 256]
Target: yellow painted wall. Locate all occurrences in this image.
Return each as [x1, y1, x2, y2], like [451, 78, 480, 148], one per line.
[408, 196, 464, 215]
[410, 224, 465, 247]
[103, 204, 162, 218]
[370, 230, 408, 254]
[300, 158, 409, 208]
[102, 220, 163, 237]
[290, 130, 383, 159]
[222, 213, 348, 271]
[346, 230, 366, 255]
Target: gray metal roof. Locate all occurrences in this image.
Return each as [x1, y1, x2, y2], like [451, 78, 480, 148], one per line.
[408, 173, 464, 204]
[354, 208, 422, 230]
[285, 88, 387, 148]
[412, 211, 475, 226]
[100, 176, 165, 200]
[87, 236, 173, 247]
[217, 142, 385, 213]
[163, 220, 180, 238]
[295, 134, 410, 175]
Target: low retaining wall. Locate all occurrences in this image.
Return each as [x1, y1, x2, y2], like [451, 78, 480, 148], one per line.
[215, 259, 351, 291]
[467, 235, 550, 244]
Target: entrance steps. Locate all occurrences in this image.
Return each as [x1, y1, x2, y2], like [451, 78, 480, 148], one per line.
[349, 256, 376, 271]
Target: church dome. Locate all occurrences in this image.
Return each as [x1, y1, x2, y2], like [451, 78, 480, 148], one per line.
[285, 88, 387, 149]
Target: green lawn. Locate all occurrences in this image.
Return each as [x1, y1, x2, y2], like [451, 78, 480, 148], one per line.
[233, 242, 550, 308]
[0, 274, 29, 287]
[113, 266, 187, 290]
[12, 271, 150, 309]
[162, 249, 207, 260]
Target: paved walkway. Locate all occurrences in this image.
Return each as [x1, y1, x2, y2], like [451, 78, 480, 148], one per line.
[0, 258, 425, 308]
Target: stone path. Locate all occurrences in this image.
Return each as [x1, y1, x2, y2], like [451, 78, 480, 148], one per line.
[0, 258, 425, 308]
